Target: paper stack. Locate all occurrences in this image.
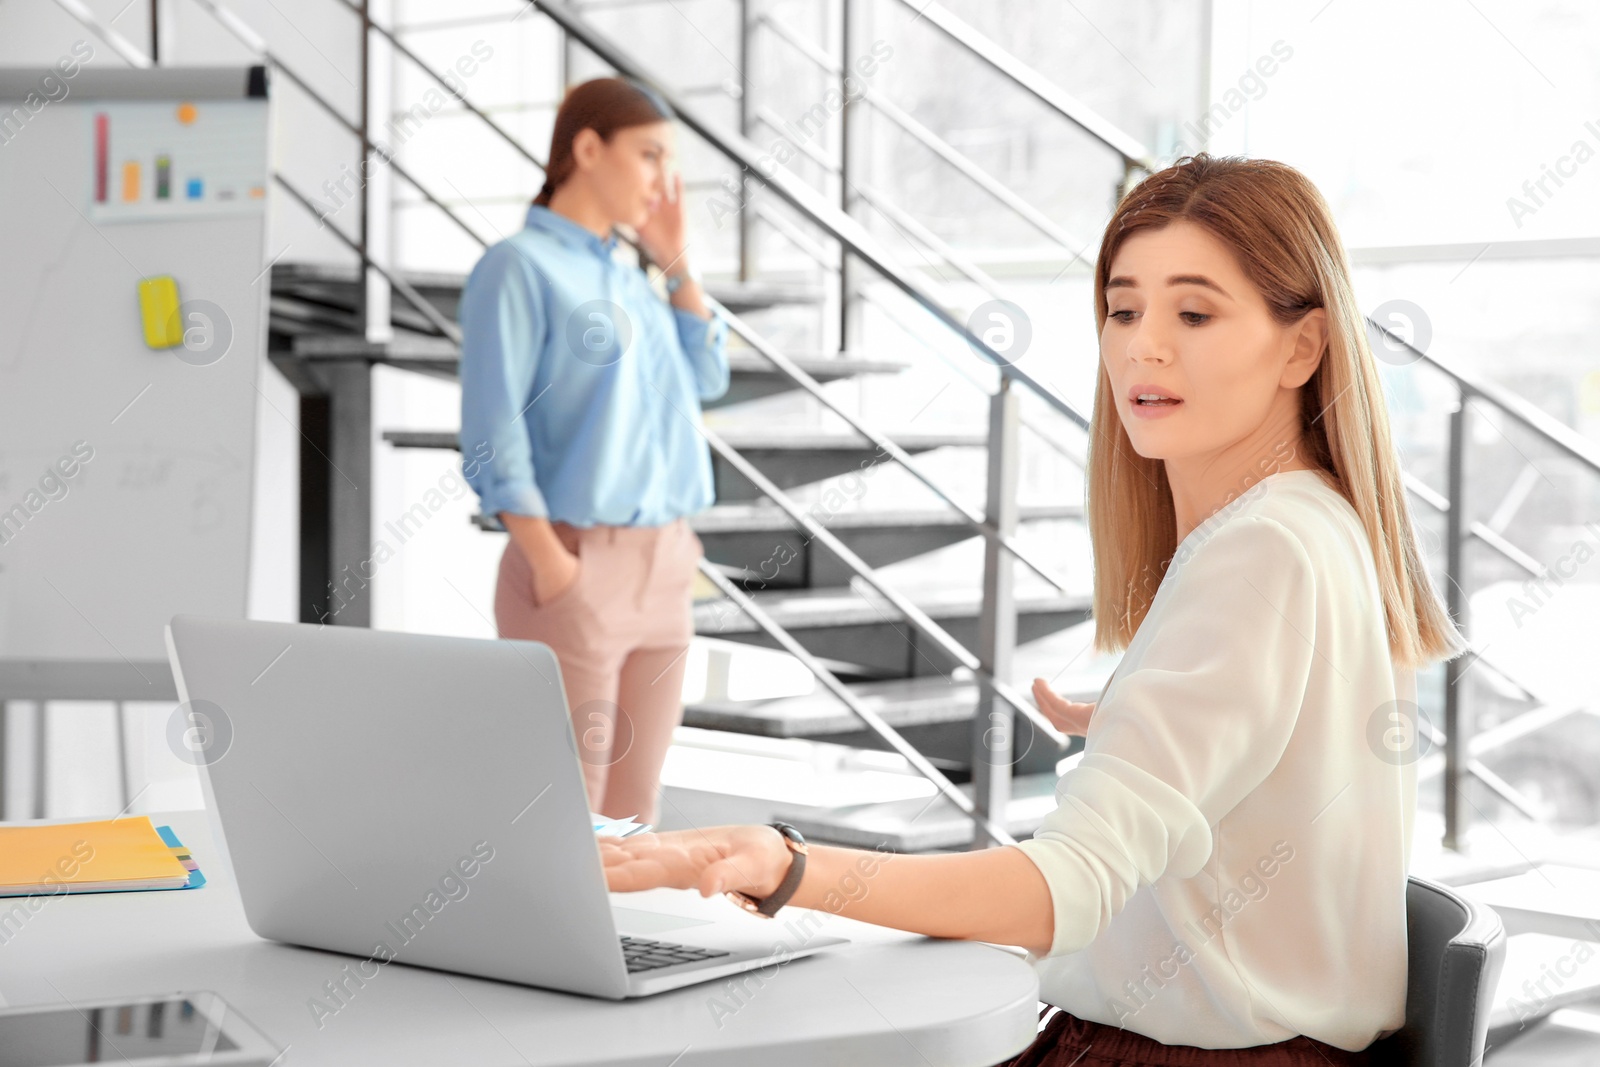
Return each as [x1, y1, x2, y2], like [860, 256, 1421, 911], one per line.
[592, 812, 652, 838]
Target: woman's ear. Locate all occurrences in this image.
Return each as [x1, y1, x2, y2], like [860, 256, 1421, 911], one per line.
[570, 127, 603, 174]
[1282, 306, 1328, 388]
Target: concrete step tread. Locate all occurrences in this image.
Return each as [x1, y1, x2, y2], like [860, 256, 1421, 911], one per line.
[695, 584, 1092, 634]
[287, 333, 908, 381]
[471, 502, 1082, 534]
[384, 428, 987, 451]
[683, 669, 1102, 739]
[693, 501, 1083, 529]
[273, 262, 823, 305]
[686, 676, 987, 736]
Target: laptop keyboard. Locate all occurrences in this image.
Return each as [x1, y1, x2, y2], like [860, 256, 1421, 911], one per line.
[620, 935, 732, 974]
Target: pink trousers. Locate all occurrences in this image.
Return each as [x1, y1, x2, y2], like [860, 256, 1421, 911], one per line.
[494, 518, 703, 827]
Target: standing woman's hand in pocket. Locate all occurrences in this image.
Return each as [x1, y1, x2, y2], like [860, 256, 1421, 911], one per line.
[500, 514, 582, 607]
[532, 546, 580, 607]
[1031, 678, 1096, 736]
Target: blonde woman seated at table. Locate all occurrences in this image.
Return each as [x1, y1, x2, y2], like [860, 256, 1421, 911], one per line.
[600, 154, 1464, 1067]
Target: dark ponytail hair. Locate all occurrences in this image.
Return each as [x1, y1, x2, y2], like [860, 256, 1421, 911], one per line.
[535, 76, 675, 206]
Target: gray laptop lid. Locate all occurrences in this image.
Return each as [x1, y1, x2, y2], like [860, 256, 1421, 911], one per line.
[165, 615, 631, 999]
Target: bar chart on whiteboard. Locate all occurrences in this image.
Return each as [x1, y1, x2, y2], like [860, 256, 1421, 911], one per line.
[87, 99, 268, 223]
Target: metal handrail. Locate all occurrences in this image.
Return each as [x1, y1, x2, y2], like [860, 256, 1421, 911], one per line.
[854, 285, 1088, 469]
[854, 184, 1005, 300]
[183, 0, 496, 268]
[196, 0, 1080, 782]
[883, 0, 1154, 170]
[706, 297, 1069, 593]
[758, 11, 1093, 266]
[695, 424, 1069, 775]
[1401, 472, 1541, 577]
[697, 561, 1018, 847]
[200, 0, 1076, 603]
[49, 0, 154, 65]
[1369, 320, 1600, 477]
[533, 0, 1090, 432]
[333, 0, 551, 177]
[274, 174, 463, 343]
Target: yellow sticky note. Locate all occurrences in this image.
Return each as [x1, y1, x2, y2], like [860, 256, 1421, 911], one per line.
[138, 275, 184, 349]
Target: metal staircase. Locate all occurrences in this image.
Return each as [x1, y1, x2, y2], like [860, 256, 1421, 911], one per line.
[58, 0, 1600, 864]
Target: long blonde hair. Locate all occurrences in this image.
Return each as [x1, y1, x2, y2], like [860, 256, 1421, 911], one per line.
[1086, 154, 1465, 669]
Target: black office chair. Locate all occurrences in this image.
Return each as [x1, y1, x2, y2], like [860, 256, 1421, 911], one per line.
[1369, 874, 1506, 1067]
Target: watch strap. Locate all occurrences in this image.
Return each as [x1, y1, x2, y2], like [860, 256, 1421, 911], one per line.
[725, 822, 806, 918]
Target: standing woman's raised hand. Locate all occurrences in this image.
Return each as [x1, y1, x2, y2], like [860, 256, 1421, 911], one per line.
[636, 169, 689, 270]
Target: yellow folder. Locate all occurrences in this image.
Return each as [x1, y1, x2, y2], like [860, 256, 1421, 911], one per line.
[0, 816, 191, 894]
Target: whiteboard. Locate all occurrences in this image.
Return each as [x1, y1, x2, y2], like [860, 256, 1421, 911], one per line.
[0, 68, 269, 664]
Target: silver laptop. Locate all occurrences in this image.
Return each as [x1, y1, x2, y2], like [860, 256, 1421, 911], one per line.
[164, 615, 847, 999]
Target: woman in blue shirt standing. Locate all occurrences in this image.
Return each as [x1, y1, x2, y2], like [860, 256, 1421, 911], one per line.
[459, 77, 729, 828]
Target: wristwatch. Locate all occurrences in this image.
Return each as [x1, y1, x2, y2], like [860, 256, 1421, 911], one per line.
[663, 261, 700, 295]
[724, 822, 807, 918]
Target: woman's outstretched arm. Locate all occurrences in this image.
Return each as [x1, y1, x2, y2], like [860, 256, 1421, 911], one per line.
[601, 825, 1056, 957]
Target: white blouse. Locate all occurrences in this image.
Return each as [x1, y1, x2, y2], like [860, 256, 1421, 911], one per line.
[1013, 468, 1415, 1051]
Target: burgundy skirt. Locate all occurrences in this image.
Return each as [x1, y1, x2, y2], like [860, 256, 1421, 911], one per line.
[992, 1006, 1376, 1067]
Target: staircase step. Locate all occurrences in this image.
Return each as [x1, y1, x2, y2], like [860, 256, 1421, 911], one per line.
[685, 674, 1081, 775]
[383, 428, 987, 501]
[283, 331, 906, 409]
[709, 431, 986, 502]
[784, 767, 1071, 852]
[695, 585, 1093, 678]
[271, 262, 822, 325]
[687, 675, 991, 737]
[467, 502, 1082, 587]
[690, 502, 1083, 586]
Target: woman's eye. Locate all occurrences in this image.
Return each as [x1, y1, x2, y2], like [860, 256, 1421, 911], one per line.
[1180, 311, 1210, 325]
[1107, 309, 1135, 323]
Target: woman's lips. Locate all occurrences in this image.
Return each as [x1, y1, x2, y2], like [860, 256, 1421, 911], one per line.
[1128, 395, 1184, 419]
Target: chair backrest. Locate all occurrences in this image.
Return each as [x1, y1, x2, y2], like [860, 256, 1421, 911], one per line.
[1369, 874, 1506, 1067]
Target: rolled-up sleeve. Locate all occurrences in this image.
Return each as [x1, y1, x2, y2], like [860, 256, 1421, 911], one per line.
[459, 243, 551, 520]
[1012, 515, 1317, 959]
[672, 305, 730, 401]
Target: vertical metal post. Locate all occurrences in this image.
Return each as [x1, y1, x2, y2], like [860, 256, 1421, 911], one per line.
[1442, 396, 1468, 850]
[972, 379, 1020, 849]
[360, 0, 393, 342]
[326, 363, 375, 628]
[33, 700, 47, 818]
[149, 2, 160, 64]
[737, 0, 755, 282]
[836, 0, 857, 356]
[358, 0, 372, 337]
[114, 701, 130, 813]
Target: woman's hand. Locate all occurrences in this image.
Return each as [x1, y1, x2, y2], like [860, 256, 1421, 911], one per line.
[636, 170, 688, 269]
[601, 825, 792, 899]
[532, 547, 580, 607]
[1031, 677, 1096, 736]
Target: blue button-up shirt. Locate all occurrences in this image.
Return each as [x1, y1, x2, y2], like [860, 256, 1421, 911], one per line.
[458, 205, 730, 526]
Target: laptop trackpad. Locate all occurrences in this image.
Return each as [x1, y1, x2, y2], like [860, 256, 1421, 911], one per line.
[613, 907, 718, 935]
